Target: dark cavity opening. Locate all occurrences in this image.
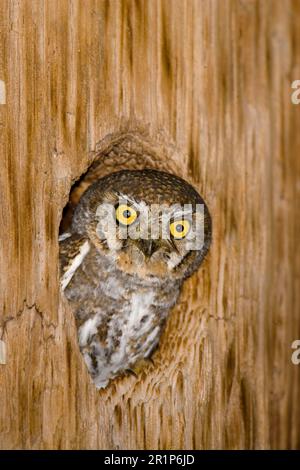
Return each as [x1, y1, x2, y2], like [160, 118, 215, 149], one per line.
[59, 131, 180, 235]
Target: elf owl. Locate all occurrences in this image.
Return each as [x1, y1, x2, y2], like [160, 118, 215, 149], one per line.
[59, 169, 211, 388]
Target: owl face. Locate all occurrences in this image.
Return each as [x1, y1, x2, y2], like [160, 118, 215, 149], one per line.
[72, 169, 211, 281]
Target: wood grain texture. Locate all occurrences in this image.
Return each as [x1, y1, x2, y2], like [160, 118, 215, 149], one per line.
[0, 0, 299, 449]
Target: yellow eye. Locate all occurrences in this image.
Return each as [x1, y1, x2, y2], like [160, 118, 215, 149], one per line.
[115, 204, 138, 226]
[170, 219, 190, 239]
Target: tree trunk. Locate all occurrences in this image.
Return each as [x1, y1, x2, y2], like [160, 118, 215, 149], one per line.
[0, 0, 299, 450]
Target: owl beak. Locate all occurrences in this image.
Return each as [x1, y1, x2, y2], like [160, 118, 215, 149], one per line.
[138, 239, 156, 258]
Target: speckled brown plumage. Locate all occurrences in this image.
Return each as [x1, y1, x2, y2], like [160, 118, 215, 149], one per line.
[59, 169, 211, 389]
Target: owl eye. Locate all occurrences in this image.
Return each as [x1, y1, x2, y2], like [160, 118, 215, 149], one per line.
[115, 204, 138, 226]
[169, 219, 190, 239]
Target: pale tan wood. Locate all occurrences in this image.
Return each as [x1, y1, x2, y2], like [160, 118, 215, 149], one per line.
[0, 0, 299, 449]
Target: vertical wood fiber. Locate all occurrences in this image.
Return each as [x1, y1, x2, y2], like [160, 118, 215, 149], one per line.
[0, 0, 299, 449]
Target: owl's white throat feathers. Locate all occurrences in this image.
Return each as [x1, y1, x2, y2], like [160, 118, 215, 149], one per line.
[60, 237, 179, 389]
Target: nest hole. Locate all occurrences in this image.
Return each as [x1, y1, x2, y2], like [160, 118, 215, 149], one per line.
[59, 132, 182, 234]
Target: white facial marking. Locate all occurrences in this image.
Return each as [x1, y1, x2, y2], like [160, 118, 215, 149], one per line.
[167, 252, 182, 270]
[106, 234, 123, 251]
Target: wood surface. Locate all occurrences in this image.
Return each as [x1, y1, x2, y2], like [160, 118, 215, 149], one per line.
[0, 0, 299, 449]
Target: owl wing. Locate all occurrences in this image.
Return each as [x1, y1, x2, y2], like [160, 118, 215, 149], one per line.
[59, 233, 90, 291]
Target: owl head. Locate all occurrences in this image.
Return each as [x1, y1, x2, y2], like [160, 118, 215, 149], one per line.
[72, 169, 211, 281]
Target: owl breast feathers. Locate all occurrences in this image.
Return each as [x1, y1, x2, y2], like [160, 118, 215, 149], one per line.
[59, 169, 211, 389]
